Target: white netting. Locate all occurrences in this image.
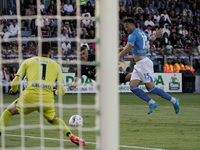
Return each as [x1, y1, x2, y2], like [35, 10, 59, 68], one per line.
[0, 0, 118, 149]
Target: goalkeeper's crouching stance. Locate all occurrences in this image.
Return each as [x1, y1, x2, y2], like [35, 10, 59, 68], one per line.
[0, 42, 85, 146]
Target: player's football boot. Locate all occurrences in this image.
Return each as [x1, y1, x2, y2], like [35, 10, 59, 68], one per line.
[173, 97, 180, 114]
[69, 134, 85, 146]
[147, 102, 158, 114]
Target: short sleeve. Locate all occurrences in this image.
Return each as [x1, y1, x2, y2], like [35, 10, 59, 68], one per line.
[56, 65, 64, 83]
[12, 61, 26, 92]
[127, 33, 136, 46]
[16, 61, 26, 78]
[56, 65, 65, 96]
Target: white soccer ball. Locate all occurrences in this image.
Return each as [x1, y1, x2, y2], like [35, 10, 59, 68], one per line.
[69, 115, 83, 128]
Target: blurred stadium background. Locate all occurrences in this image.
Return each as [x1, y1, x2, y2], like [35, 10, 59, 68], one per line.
[0, 0, 200, 149]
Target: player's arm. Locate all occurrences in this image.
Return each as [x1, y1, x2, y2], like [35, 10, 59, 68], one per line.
[119, 47, 124, 52]
[55, 66, 65, 96]
[149, 28, 163, 42]
[119, 43, 133, 59]
[69, 66, 84, 90]
[68, 77, 79, 90]
[11, 62, 26, 93]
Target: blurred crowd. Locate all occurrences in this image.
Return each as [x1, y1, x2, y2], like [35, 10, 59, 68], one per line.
[1, 0, 200, 75]
[117, 0, 200, 74]
[118, 0, 200, 57]
[0, 0, 96, 56]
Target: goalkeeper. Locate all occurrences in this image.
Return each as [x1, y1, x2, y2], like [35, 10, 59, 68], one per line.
[69, 46, 132, 90]
[0, 42, 85, 146]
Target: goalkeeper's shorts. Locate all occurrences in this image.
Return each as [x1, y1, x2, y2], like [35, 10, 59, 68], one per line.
[14, 96, 55, 121]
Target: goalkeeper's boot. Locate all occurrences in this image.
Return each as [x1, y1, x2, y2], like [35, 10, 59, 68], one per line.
[69, 135, 85, 146]
[173, 97, 180, 114]
[147, 102, 158, 114]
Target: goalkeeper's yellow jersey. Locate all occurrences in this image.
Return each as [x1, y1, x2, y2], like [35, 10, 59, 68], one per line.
[11, 56, 65, 102]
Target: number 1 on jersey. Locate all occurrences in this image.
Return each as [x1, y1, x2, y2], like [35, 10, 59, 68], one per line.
[41, 64, 47, 80]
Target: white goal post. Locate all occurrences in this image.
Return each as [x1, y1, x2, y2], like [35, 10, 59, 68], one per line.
[96, 0, 119, 150]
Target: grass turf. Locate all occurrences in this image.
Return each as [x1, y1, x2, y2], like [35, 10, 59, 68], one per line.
[0, 93, 200, 150]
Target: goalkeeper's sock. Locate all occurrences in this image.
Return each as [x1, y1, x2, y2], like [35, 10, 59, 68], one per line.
[0, 109, 12, 133]
[130, 86, 151, 102]
[51, 117, 72, 138]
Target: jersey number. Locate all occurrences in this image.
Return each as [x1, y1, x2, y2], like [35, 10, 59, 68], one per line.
[144, 73, 150, 80]
[41, 64, 47, 80]
[141, 32, 147, 49]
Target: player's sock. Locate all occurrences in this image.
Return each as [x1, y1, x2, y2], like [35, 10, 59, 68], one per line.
[130, 86, 151, 102]
[170, 97, 176, 104]
[0, 109, 12, 133]
[51, 117, 72, 138]
[148, 87, 172, 101]
[148, 99, 155, 104]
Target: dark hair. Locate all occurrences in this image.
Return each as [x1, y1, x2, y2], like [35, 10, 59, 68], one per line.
[81, 46, 87, 51]
[10, 66, 17, 74]
[41, 42, 51, 54]
[123, 17, 136, 25]
[3, 27, 7, 30]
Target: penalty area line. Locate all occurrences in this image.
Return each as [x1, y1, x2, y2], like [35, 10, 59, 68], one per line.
[3, 134, 165, 150]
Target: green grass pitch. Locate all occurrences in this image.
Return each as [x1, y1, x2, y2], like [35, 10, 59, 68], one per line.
[0, 93, 200, 150]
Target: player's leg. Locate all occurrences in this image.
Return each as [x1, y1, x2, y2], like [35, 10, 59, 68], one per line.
[43, 105, 85, 146]
[130, 79, 154, 103]
[125, 73, 132, 82]
[119, 72, 131, 83]
[130, 59, 159, 114]
[143, 58, 180, 114]
[47, 114, 72, 137]
[129, 66, 153, 104]
[0, 95, 41, 135]
[2, 80, 9, 93]
[146, 82, 180, 114]
[0, 100, 19, 135]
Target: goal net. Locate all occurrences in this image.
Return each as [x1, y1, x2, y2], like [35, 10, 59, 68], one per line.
[0, 0, 118, 150]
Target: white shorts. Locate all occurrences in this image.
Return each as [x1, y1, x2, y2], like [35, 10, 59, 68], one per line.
[131, 57, 154, 83]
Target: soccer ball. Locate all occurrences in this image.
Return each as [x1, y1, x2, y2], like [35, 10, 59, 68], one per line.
[69, 115, 83, 128]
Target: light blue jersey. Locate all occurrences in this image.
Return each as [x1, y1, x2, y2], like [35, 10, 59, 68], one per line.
[127, 28, 150, 57]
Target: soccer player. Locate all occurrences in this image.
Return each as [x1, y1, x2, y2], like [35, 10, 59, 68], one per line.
[68, 46, 132, 90]
[0, 42, 85, 146]
[119, 18, 180, 114]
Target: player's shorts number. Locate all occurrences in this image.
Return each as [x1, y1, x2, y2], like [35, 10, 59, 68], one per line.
[41, 64, 47, 80]
[144, 73, 150, 80]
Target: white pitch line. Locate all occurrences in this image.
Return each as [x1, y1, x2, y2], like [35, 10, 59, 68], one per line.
[121, 105, 200, 110]
[3, 134, 165, 150]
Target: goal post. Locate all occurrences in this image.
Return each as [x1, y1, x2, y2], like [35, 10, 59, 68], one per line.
[96, 0, 119, 149]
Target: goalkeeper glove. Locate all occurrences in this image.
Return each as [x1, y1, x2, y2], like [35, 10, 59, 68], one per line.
[53, 89, 57, 95]
[53, 86, 57, 95]
[9, 89, 17, 95]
